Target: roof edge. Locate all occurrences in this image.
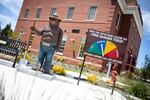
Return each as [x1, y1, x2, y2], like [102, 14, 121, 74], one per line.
[117, 0, 144, 38]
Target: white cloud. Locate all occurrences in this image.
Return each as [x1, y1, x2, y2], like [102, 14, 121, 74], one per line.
[142, 11, 150, 34]
[0, 0, 23, 30]
[0, 0, 23, 15]
[15, 0, 23, 7]
[0, 14, 16, 30]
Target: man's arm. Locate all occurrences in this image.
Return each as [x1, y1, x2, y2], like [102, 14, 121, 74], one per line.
[30, 26, 43, 36]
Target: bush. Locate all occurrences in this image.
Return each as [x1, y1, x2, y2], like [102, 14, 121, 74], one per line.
[125, 72, 133, 79]
[56, 56, 65, 63]
[145, 84, 150, 97]
[90, 66, 97, 71]
[52, 65, 66, 75]
[77, 63, 82, 67]
[128, 82, 147, 99]
[87, 74, 97, 84]
[84, 64, 89, 68]
[77, 62, 89, 68]
[17, 51, 30, 62]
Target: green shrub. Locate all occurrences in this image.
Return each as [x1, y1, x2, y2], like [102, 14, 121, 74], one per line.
[77, 62, 89, 68]
[145, 84, 150, 97]
[56, 56, 65, 63]
[17, 51, 30, 62]
[90, 66, 97, 71]
[77, 63, 82, 67]
[87, 74, 97, 84]
[52, 65, 66, 75]
[128, 82, 147, 99]
[84, 64, 89, 68]
[125, 72, 133, 79]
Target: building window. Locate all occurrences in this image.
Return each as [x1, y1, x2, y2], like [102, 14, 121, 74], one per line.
[24, 9, 29, 18]
[133, 29, 137, 41]
[88, 6, 97, 21]
[35, 8, 42, 19]
[135, 35, 139, 48]
[67, 7, 75, 19]
[130, 43, 134, 51]
[77, 38, 86, 58]
[131, 28, 134, 41]
[72, 29, 80, 34]
[131, 24, 137, 43]
[57, 36, 67, 55]
[51, 8, 56, 16]
[115, 12, 121, 29]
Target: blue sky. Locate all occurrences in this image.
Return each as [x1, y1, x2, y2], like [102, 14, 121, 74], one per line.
[0, 0, 23, 30]
[137, 0, 150, 67]
[0, 0, 150, 68]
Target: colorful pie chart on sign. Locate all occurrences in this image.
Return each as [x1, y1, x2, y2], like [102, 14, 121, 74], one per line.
[87, 39, 119, 59]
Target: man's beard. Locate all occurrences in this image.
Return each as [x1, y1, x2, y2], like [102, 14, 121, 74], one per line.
[49, 23, 58, 27]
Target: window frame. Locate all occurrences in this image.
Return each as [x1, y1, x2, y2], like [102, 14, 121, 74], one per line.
[66, 6, 75, 20]
[87, 5, 97, 21]
[130, 24, 136, 42]
[24, 8, 29, 18]
[35, 8, 42, 19]
[50, 7, 57, 16]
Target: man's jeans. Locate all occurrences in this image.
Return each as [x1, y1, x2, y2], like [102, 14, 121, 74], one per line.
[37, 44, 56, 72]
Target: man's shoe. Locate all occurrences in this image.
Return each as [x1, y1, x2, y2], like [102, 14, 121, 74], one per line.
[39, 67, 44, 72]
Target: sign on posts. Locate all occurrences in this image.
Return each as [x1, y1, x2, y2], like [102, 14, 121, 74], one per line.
[83, 29, 128, 64]
[77, 29, 127, 85]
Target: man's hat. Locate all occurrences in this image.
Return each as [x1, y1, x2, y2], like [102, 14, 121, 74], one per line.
[49, 13, 61, 22]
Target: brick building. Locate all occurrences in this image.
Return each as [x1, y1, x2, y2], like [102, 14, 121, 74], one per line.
[15, 0, 143, 72]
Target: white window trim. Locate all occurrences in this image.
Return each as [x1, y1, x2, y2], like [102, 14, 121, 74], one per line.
[56, 52, 63, 55]
[76, 57, 84, 60]
[65, 19, 73, 21]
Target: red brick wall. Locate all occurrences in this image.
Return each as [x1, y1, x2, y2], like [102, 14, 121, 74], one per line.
[109, 1, 141, 71]
[121, 16, 141, 71]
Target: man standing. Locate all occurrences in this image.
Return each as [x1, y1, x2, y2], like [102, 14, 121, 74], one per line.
[31, 13, 63, 74]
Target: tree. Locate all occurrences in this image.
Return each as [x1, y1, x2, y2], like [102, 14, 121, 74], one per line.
[11, 31, 19, 40]
[1, 23, 12, 37]
[1, 23, 18, 39]
[141, 55, 150, 81]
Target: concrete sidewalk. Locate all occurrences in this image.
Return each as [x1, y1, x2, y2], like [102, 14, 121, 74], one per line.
[0, 59, 127, 100]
